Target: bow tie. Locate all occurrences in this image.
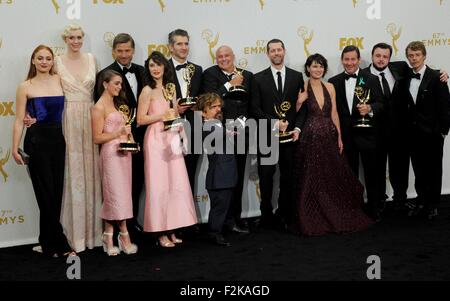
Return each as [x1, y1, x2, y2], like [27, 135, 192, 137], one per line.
[122, 66, 135, 74]
[410, 72, 421, 80]
[344, 73, 358, 80]
[175, 63, 188, 71]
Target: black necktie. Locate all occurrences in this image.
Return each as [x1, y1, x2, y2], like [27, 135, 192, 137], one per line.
[410, 72, 421, 80]
[226, 73, 234, 81]
[175, 63, 188, 71]
[122, 65, 135, 74]
[344, 73, 357, 80]
[277, 71, 283, 98]
[380, 72, 391, 99]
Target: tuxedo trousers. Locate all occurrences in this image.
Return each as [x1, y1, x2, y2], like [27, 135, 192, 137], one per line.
[409, 130, 444, 209]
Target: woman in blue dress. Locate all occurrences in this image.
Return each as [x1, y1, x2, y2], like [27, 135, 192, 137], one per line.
[12, 45, 75, 258]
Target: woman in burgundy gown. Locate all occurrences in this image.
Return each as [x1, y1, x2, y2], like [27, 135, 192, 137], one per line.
[291, 53, 373, 236]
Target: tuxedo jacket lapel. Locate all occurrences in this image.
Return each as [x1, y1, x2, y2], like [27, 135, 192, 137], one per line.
[417, 67, 432, 105]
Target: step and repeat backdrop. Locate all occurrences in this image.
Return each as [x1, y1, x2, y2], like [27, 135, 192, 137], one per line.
[0, 0, 449, 247]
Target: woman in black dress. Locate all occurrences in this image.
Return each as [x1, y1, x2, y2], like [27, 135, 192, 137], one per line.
[290, 53, 373, 236]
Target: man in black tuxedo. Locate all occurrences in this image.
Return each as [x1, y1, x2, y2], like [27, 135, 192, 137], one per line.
[366, 43, 449, 212]
[202, 45, 253, 233]
[251, 39, 306, 227]
[365, 43, 410, 211]
[398, 41, 450, 220]
[95, 33, 147, 231]
[199, 93, 237, 247]
[167, 29, 203, 196]
[329, 45, 386, 221]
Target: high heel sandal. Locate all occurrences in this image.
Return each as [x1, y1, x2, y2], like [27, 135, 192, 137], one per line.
[102, 232, 120, 256]
[117, 232, 138, 255]
[157, 236, 175, 248]
[170, 234, 183, 244]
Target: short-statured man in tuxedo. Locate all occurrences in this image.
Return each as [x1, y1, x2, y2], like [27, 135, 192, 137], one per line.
[202, 45, 253, 233]
[251, 39, 306, 227]
[199, 93, 237, 247]
[95, 33, 147, 232]
[328, 45, 386, 221]
[398, 41, 450, 220]
[167, 29, 203, 196]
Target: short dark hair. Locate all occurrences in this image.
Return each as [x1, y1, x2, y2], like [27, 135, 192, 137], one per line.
[168, 29, 190, 45]
[144, 51, 174, 89]
[267, 39, 285, 53]
[113, 33, 135, 49]
[341, 45, 360, 59]
[371, 42, 393, 58]
[406, 41, 427, 56]
[304, 53, 328, 77]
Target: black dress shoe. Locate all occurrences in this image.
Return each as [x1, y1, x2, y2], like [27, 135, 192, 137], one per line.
[209, 234, 231, 247]
[427, 208, 438, 220]
[228, 225, 250, 234]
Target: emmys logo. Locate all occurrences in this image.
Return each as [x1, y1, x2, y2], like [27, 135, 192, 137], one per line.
[238, 58, 248, 69]
[0, 210, 25, 226]
[93, 0, 125, 4]
[202, 29, 220, 64]
[148, 44, 170, 58]
[103, 32, 116, 49]
[50, 46, 66, 56]
[0, 101, 14, 116]
[422, 33, 450, 47]
[339, 37, 364, 50]
[386, 23, 402, 56]
[0, 0, 13, 5]
[243, 40, 267, 55]
[259, 0, 265, 10]
[0, 147, 11, 183]
[352, 0, 358, 7]
[157, 0, 165, 11]
[297, 26, 314, 57]
[51, 0, 60, 13]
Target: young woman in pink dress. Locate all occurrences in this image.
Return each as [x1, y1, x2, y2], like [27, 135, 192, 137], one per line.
[137, 51, 198, 248]
[91, 70, 137, 256]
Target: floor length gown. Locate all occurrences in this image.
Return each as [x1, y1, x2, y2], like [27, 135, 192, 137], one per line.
[142, 96, 198, 232]
[291, 81, 373, 236]
[56, 54, 102, 252]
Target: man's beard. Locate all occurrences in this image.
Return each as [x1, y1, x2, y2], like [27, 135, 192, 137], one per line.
[215, 112, 223, 121]
[373, 63, 388, 72]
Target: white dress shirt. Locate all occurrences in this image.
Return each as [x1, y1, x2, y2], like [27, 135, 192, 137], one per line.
[118, 62, 138, 101]
[345, 69, 359, 114]
[370, 65, 395, 94]
[172, 59, 188, 98]
[271, 65, 286, 93]
[409, 64, 426, 104]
